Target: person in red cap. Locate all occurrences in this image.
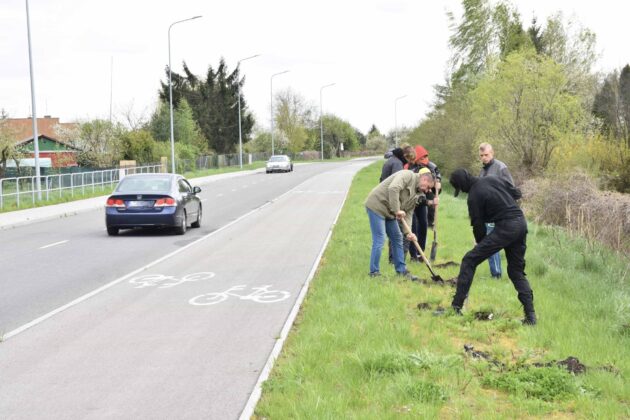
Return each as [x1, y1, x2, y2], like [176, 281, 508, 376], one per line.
[406, 146, 441, 258]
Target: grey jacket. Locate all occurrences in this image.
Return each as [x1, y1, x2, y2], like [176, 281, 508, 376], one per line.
[365, 170, 422, 228]
[480, 159, 514, 186]
[380, 155, 405, 182]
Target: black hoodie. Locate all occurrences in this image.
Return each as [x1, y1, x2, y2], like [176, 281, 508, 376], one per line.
[449, 169, 523, 242]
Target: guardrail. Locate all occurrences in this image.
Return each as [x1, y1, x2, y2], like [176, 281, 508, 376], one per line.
[0, 165, 163, 210]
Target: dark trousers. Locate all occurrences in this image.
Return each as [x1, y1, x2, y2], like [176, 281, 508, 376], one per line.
[409, 205, 428, 258]
[452, 216, 534, 312]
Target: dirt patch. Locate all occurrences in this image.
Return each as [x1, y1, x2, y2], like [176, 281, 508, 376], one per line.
[464, 344, 504, 367]
[434, 261, 459, 269]
[417, 302, 432, 311]
[474, 311, 494, 321]
[445, 278, 458, 287]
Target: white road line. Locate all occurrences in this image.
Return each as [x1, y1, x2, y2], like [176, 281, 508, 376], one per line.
[3, 177, 316, 342]
[217, 193, 224, 198]
[231, 189, 237, 192]
[39, 240, 69, 249]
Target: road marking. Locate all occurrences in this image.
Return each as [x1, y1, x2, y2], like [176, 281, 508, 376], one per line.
[3, 176, 317, 341]
[190, 285, 290, 306]
[129, 272, 215, 289]
[217, 193, 224, 198]
[239, 173, 353, 420]
[231, 189, 237, 192]
[39, 240, 68, 249]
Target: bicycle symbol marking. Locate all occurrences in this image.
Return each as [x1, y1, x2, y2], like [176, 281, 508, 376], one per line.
[129, 272, 216, 289]
[189, 285, 290, 306]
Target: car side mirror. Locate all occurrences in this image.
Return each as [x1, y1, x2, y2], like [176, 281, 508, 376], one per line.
[193, 186, 201, 194]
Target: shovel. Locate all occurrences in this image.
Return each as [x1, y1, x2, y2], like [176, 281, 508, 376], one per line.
[400, 218, 444, 284]
[430, 189, 439, 262]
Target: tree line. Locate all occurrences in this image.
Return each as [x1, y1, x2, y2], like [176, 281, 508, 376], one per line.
[401, 0, 629, 193]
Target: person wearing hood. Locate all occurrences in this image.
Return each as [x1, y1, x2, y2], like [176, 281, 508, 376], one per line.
[365, 169, 435, 280]
[448, 168, 536, 325]
[380, 147, 407, 182]
[406, 145, 441, 256]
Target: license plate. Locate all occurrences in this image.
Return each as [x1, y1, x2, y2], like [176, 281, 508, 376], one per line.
[128, 200, 153, 207]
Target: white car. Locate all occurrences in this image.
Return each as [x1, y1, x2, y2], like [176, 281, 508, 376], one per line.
[266, 155, 293, 173]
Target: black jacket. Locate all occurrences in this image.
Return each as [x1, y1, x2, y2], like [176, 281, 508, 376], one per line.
[379, 148, 406, 182]
[450, 169, 522, 242]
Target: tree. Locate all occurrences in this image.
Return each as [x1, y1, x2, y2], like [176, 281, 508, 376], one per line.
[119, 129, 158, 164]
[148, 99, 206, 154]
[159, 58, 255, 154]
[74, 119, 125, 167]
[274, 88, 315, 153]
[470, 50, 585, 174]
[540, 13, 598, 108]
[0, 110, 19, 178]
[321, 115, 358, 158]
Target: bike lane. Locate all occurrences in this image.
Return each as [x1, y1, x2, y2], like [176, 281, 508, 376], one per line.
[0, 160, 374, 419]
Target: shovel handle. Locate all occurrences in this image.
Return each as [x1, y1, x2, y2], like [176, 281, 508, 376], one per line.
[399, 218, 438, 277]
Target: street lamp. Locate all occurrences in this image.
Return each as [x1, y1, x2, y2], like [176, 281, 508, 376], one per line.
[394, 95, 407, 147]
[270, 70, 289, 156]
[168, 15, 202, 174]
[319, 83, 336, 160]
[25, 0, 41, 198]
[237, 54, 260, 169]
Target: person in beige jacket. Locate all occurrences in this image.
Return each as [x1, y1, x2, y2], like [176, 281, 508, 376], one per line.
[365, 169, 435, 279]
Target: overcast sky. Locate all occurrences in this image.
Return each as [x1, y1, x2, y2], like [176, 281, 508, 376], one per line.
[1, 0, 629, 135]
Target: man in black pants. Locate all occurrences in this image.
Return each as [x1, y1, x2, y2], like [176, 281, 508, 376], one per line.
[449, 169, 536, 325]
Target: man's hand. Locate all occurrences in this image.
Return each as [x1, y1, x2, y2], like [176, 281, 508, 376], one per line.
[395, 210, 406, 220]
[406, 233, 417, 242]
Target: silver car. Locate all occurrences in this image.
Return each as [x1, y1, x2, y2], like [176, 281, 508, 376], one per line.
[266, 155, 293, 173]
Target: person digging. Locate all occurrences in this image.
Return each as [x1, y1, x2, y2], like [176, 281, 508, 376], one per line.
[448, 169, 537, 325]
[365, 169, 435, 280]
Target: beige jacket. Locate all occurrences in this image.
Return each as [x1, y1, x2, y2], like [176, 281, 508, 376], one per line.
[365, 170, 422, 230]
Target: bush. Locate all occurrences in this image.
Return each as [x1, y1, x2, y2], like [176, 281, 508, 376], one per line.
[521, 171, 630, 255]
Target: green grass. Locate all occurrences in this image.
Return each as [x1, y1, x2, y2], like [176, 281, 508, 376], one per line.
[254, 162, 630, 419]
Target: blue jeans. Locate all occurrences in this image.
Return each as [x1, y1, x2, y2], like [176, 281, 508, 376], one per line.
[486, 223, 502, 277]
[367, 208, 406, 274]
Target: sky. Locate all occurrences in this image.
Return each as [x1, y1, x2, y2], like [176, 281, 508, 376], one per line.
[1, 0, 629, 135]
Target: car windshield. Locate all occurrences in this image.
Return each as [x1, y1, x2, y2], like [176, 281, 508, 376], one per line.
[116, 176, 172, 193]
[269, 156, 289, 162]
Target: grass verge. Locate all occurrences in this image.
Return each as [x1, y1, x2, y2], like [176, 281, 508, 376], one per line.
[254, 162, 630, 419]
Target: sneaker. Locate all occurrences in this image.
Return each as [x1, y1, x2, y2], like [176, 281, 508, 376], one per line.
[369, 272, 382, 278]
[397, 270, 419, 282]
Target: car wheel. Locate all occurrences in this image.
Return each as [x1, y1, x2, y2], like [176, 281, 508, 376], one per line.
[175, 211, 187, 235]
[191, 205, 202, 228]
[107, 226, 119, 236]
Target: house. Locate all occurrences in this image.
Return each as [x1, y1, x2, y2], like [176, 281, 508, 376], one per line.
[16, 134, 81, 168]
[5, 116, 81, 168]
[5, 115, 78, 139]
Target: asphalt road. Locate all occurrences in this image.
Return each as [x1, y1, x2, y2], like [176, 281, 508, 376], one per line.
[0, 159, 375, 419]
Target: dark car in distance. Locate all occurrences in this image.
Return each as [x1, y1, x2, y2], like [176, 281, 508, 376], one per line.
[105, 173, 202, 236]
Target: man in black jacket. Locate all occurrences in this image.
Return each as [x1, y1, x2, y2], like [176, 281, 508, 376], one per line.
[449, 169, 536, 325]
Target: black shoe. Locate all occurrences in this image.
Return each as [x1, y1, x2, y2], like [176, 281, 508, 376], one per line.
[491, 274, 502, 279]
[369, 272, 382, 278]
[397, 270, 419, 282]
[522, 312, 537, 326]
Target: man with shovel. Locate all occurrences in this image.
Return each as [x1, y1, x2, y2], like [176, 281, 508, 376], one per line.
[365, 169, 435, 280]
[449, 169, 536, 325]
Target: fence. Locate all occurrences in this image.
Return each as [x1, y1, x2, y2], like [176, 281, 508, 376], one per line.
[0, 164, 163, 211]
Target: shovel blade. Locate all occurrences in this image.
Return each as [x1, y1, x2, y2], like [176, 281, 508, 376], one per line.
[432, 274, 445, 284]
[430, 241, 438, 262]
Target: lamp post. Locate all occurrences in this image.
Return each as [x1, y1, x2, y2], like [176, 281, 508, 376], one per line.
[394, 95, 407, 147]
[237, 54, 260, 169]
[168, 15, 202, 174]
[25, 0, 41, 199]
[319, 83, 335, 160]
[270, 70, 289, 156]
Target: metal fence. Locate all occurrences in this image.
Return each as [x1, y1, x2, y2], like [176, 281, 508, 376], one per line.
[0, 164, 163, 210]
